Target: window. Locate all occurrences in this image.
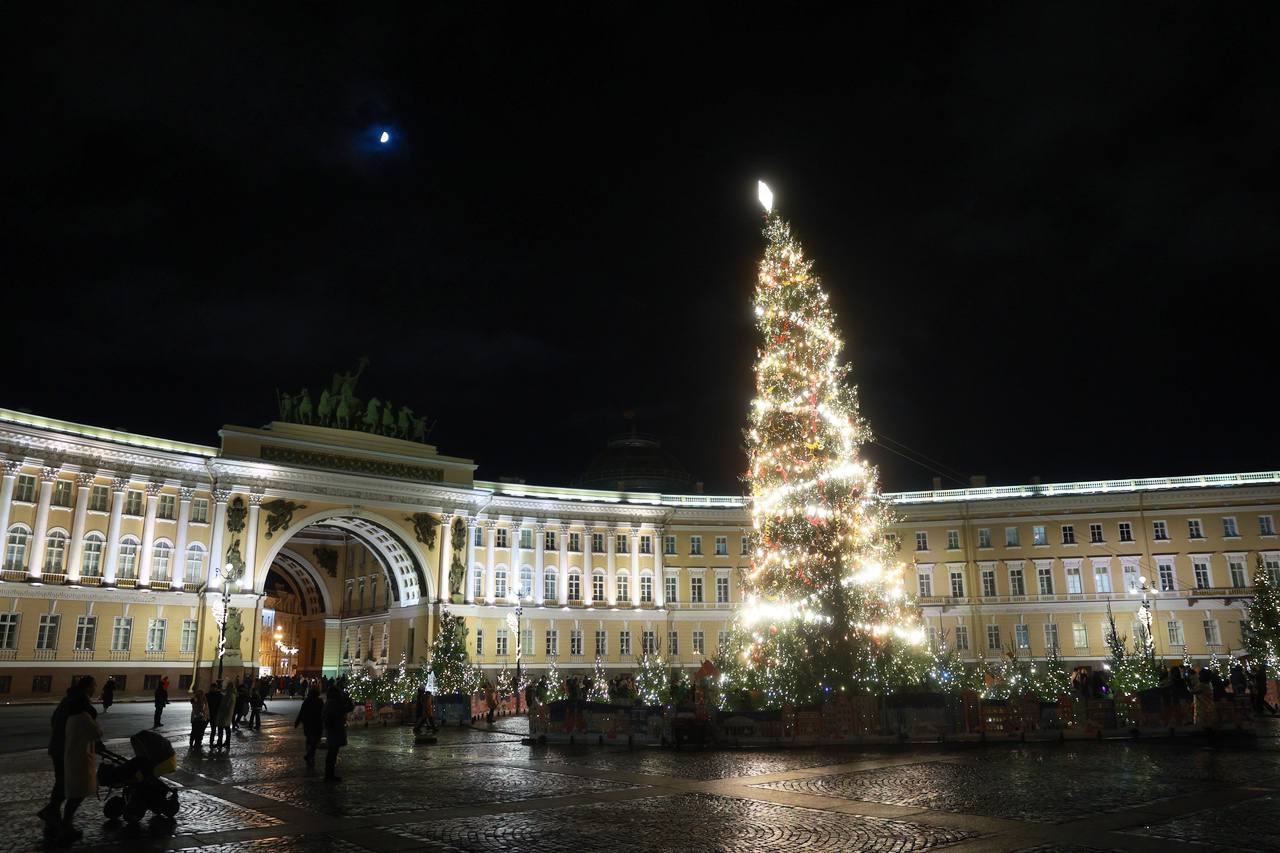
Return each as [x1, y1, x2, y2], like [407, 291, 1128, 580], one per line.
[915, 531, 929, 551]
[1009, 565, 1025, 596]
[619, 630, 631, 657]
[716, 630, 729, 653]
[595, 630, 606, 657]
[36, 614, 59, 650]
[1005, 527, 1020, 547]
[664, 574, 678, 603]
[74, 616, 96, 651]
[954, 625, 969, 650]
[472, 569, 484, 601]
[568, 572, 581, 601]
[569, 532, 581, 552]
[117, 537, 139, 578]
[544, 530, 556, 550]
[111, 617, 132, 652]
[917, 570, 933, 597]
[519, 566, 533, 598]
[520, 528, 532, 549]
[1229, 557, 1247, 588]
[151, 542, 172, 580]
[543, 573, 557, 601]
[1152, 521, 1169, 541]
[191, 498, 209, 523]
[1193, 558, 1211, 589]
[180, 619, 197, 653]
[1037, 564, 1053, 595]
[616, 572, 629, 603]
[124, 489, 143, 516]
[1088, 523, 1104, 544]
[640, 535, 653, 554]
[986, 624, 1001, 650]
[981, 568, 996, 598]
[1188, 519, 1203, 539]
[690, 536, 703, 556]
[1203, 619, 1221, 647]
[14, 474, 36, 502]
[946, 530, 960, 550]
[53, 480, 72, 507]
[1261, 516, 1277, 537]
[1166, 619, 1185, 646]
[617, 533, 629, 553]
[496, 630, 509, 657]
[158, 494, 176, 520]
[0, 614, 17, 650]
[146, 618, 166, 651]
[1267, 555, 1280, 586]
[476, 629, 484, 655]
[642, 630, 656, 655]
[1032, 526, 1047, 546]
[32, 676, 53, 694]
[1157, 559, 1175, 591]
[1094, 564, 1112, 593]
[4, 525, 29, 571]
[1223, 517, 1239, 538]
[591, 532, 603, 552]
[1061, 525, 1076, 545]
[978, 528, 992, 549]
[949, 570, 964, 598]
[712, 535, 726, 556]
[44, 531, 67, 572]
[1043, 623, 1059, 650]
[1065, 564, 1082, 594]
[1067, 622, 1086, 648]
[1015, 623, 1030, 649]
[740, 536, 749, 555]
[184, 544, 205, 583]
[522, 629, 534, 656]
[495, 528, 508, 549]
[1118, 522, 1133, 542]
[591, 571, 604, 602]
[716, 575, 730, 603]
[1123, 563, 1139, 592]
[664, 535, 676, 555]
[0, 676, 10, 693]
[693, 630, 705, 655]
[690, 576, 704, 603]
[77, 533, 103, 577]
[668, 630, 679, 655]
[640, 574, 653, 603]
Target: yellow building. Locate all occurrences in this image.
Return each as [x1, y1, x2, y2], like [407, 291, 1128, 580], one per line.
[0, 406, 1276, 699]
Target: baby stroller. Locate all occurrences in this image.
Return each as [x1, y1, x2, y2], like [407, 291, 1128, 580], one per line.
[97, 729, 180, 823]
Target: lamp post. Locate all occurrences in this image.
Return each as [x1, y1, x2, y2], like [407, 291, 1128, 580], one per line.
[506, 606, 522, 713]
[211, 560, 242, 683]
[1130, 575, 1156, 664]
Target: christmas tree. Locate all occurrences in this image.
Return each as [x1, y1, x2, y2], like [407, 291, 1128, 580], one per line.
[544, 655, 566, 701]
[429, 610, 481, 695]
[588, 656, 611, 702]
[1246, 555, 1280, 668]
[927, 630, 982, 695]
[1032, 643, 1070, 701]
[635, 650, 668, 706]
[1103, 601, 1160, 696]
[727, 182, 925, 706]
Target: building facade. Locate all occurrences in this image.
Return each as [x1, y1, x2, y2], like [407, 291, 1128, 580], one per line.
[0, 406, 1276, 699]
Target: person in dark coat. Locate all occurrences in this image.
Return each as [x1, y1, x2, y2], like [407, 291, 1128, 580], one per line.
[322, 683, 354, 781]
[100, 678, 115, 713]
[249, 686, 266, 730]
[38, 677, 97, 832]
[295, 683, 324, 766]
[153, 680, 169, 728]
[205, 681, 224, 750]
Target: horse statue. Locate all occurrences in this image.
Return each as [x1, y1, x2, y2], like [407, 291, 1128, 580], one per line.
[317, 388, 333, 426]
[295, 389, 313, 424]
[362, 397, 381, 432]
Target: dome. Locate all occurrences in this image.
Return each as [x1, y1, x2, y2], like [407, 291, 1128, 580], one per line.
[577, 429, 697, 494]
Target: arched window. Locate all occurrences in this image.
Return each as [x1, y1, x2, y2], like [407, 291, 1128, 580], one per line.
[567, 570, 582, 602]
[44, 530, 68, 572]
[495, 566, 508, 599]
[472, 566, 485, 601]
[151, 541, 172, 581]
[184, 544, 205, 583]
[118, 536, 139, 578]
[543, 569, 557, 601]
[640, 571, 654, 603]
[4, 524, 31, 572]
[81, 532, 105, 577]
[591, 569, 605, 602]
[616, 571, 630, 604]
[519, 565, 533, 599]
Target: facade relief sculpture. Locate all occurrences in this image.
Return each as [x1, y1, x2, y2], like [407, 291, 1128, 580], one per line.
[262, 499, 306, 539]
[407, 512, 439, 549]
[226, 496, 247, 533]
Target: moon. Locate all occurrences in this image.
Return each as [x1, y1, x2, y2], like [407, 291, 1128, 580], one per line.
[379, 131, 390, 144]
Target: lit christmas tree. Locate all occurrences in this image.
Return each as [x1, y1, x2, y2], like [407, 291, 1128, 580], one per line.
[588, 656, 611, 702]
[544, 655, 566, 701]
[1032, 643, 1070, 701]
[429, 610, 481, 695]
[635, 650, 668, 705]
[727, 182, 926, 706]
[1103, 601, 1160, 696]
[1245, 555, 1280, 669]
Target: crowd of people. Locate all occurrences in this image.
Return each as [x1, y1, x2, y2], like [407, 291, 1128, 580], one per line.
[1069, 661, 1277, 726]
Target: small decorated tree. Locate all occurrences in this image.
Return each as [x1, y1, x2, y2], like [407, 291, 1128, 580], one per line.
[544, 656, 566, 701]
[635, 651, 668, 706]
[588, 656, 611, 702]
[1103, 602, 1161, 696]
[430, 610, 481, 695]
[1032, 643, 1070, 701]
[1246, 555, 1280, 669]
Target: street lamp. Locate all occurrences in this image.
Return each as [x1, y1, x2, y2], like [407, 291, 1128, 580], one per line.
[1130, 575, 1156, 662]
[211, 560, 242, 683]
[506, 606, 522, 713]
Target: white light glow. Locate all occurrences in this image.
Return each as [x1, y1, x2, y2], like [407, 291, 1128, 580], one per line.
[380, 131, 390, 144]
[758, 180, 773, 212]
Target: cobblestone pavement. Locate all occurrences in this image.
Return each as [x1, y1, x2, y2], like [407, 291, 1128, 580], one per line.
[1, 710, 1277, 852]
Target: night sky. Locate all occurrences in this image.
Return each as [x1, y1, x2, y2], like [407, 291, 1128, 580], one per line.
[4, 5, 1277, 493]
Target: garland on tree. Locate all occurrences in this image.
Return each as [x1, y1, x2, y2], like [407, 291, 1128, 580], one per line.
[588, 656, 611, 702]
[1246, 554, 1280, 669]
[635, 650, 668, 706]
[429, 610, 481, 695]
[1103, 601, 1161, 696]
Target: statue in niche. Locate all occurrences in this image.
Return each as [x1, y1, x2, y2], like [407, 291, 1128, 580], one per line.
[314, 546, 339, 578]
[262, 499, 306, 539]
[317, 388, 333, 426]
[226, 497, 247, 533]
[448, 518, 466, 602]
[224, 538, 246, 583]
[381, 399, 396, 435]
[275, 389, 294, 422]
[295, 389, 313, 424]
[397, 405, 413, 439]
[223, 607, 244, 657]
[362, 398, 381, 432]
[407, 512, 438, 549]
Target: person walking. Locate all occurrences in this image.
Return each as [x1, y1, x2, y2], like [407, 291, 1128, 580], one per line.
[101, 677, 115, 713]
[295, 682, 323, 766]
[249, 685, 265, 730]
[322, 682, 354, 781]
[212, 680, 236, 752]
[153, 679, 169, 728]
[413, 688, 437, 736]
[60, 701, 103, 843]
[38, 676, 97, 833]
[1191, 667, 1216, 727]
[206, 681, 224, 750]
[484, 679, 497, 724]
[189, 688, 209, 749]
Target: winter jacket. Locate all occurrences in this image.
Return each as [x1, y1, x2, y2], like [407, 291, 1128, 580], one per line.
[63, 711, 103, 799]
[295, 695, 323, 738]
[322, 690, 354, 747]
[213, 685, 236, 726]
[49, 689, 95, 757]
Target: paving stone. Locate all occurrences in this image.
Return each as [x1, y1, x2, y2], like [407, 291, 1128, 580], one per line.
[174, 835, 376, 852]
[1126, 794, 1280, 851]
[530, 745, 861, 780]
[387, 792, 977, 852]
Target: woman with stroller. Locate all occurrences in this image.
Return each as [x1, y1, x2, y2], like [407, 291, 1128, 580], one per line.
[60, 698, 104, 842]
[295, 682, 323, 767]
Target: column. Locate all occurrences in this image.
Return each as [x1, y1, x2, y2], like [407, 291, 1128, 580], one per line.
[533, 522, 546, 605]
[483, 519, 497, 603]
[65, 472, 95, 583]
[207, 490, 230, 585]
[26, 466, 59, 579]
[137, 481, 163, 586]
[606, 525, 618, 605]
[102, 476, 129, 585]
[170, 486, 193, 590]
[583, 524, 594, 605]
[464, 517, 478, 603]
[557, 522, 570, 605]
[654, 525, 665, 607]
[437, 511, 455, 603]
[509, 521, 522, 602]
[629, 524, 641, 605]
[0, 460, 20, 550]
[244, 492, 263, 589]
